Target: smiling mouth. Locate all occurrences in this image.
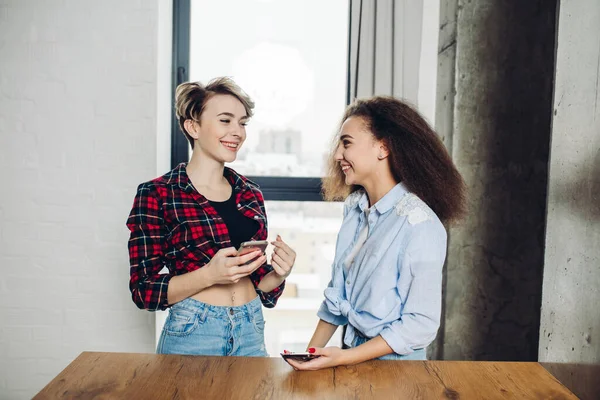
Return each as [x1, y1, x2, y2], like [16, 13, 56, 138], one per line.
[221, 141, 239, 151]
[341, 165, 351, 173]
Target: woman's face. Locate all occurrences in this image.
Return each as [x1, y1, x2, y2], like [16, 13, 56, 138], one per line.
[334, 116, 386, 187]
[187, 94, 249, 163]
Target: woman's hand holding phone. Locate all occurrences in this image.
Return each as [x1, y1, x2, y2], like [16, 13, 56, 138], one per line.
[236, 240, 269, 265]
[205, 247, 266, 285]
[283, 347, 346, 371]
[280, 350, 321, 362]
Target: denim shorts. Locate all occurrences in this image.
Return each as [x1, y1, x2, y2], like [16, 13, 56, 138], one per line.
[157, 296, 268, 357]
[351, 331, 427, 360]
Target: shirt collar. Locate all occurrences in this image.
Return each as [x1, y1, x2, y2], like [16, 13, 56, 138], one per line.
[169, 162, 257, 192]
[355, 182, 409, 215]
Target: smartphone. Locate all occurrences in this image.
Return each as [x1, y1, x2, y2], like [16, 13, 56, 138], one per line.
[237, 240, 269, 256]
[236, 240, 269, 266]
[280, 352, 321, 362]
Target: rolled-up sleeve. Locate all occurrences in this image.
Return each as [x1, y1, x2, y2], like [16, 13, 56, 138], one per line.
[126, 183, 172, 311]
[251, 263, 286, 308]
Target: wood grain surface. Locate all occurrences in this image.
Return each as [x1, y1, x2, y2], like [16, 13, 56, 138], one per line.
[34, 352, 578, 399]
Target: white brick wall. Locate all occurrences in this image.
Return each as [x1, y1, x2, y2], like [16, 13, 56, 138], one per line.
[0, 1, 169, 398]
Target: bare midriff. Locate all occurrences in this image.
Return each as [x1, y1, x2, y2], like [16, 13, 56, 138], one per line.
[190, 277, 257, 306]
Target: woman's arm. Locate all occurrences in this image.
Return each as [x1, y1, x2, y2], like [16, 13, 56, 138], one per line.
[166, 268, 212, 306]
[306, 319, 339, 348]
[127, 183, 174, 310]
[256, 271, 285, 294]
[286, 336, 393, 370]
[338, 336, 393, 364]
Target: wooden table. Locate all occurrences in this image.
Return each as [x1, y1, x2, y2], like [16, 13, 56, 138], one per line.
[34, 352, 578, 399]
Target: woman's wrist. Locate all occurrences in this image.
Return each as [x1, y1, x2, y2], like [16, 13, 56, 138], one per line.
[339, 348, 356, 365]
[268, 269, 287, 283]
[194, 265, 214, 291]
[257, 270, 285, 292]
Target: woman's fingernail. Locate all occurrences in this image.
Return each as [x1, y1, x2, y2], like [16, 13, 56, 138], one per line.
[308, 348, 315, 354]
[283, 349, 289, 354]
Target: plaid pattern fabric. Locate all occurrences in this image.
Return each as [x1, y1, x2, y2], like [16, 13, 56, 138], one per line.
[126, 163, 285, 311]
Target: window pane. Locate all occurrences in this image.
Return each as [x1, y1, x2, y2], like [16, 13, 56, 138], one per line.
[189, 0, 349, 177]
[263, 200, 344, 354]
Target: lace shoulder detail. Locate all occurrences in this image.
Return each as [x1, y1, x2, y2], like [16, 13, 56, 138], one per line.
[395, 193, 435, 225]
[344, 190, 364, 209]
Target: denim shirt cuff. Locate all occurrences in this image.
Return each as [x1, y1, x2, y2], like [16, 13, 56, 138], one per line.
[380, 325, 413, 355]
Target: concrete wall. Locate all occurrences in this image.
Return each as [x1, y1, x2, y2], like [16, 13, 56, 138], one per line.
[0, 1, 167, 398]
[436, 0, 557, 360]
[539, 0, 600, 366]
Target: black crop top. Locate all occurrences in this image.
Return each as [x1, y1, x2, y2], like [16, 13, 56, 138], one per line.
[209, 190, 260, 249]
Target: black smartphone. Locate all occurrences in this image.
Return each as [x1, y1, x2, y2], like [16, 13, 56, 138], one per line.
[280, 352, 320, 362]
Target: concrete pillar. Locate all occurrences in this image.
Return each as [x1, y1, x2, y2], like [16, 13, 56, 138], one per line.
[435, 0, 557, 360]
[538, 3, 600, 397]
[538, 0, 600, 373]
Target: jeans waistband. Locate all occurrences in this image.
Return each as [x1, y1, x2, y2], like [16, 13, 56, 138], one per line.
[171, 296, 262, 322]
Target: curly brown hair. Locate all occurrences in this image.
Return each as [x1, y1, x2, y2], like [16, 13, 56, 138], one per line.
[322, 96, 467, 224]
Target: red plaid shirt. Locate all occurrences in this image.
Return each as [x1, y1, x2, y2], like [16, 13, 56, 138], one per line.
[126, 163, 285, 311]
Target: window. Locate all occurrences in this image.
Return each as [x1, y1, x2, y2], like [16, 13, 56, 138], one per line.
[167, 0, 349, 355]
[172, 0, 349, 201]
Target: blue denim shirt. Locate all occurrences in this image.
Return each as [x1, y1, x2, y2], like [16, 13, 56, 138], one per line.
[317, 183, 447, 355]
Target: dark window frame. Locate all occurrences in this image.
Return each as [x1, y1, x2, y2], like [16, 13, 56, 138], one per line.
[170, 0, 350, 201]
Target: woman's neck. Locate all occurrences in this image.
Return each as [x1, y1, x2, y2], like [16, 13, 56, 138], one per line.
[362, 169, 398, 207]
[186, 149, 227, 188]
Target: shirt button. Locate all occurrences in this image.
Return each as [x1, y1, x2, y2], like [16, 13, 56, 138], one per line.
[229, 308, 234, 315]
[229, 337, 233, 343]
[346, 279, 350, 285]
[254, 215, 259, 219]
[237, 203, 241, 208]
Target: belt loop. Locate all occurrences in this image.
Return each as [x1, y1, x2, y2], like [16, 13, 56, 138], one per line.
[199, 304, 208, 323]
[248, 300, 257, 323]
[244, 302, 251, 323]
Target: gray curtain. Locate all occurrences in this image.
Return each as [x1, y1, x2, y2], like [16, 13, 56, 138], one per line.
[348, 0, 424, 102]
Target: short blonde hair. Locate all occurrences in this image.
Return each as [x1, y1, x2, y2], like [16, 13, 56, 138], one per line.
[175, 77, 255, 148]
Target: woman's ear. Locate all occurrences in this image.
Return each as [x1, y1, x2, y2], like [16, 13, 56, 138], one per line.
[377, 143, 390, 160]
[184, 119, 199, 140]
